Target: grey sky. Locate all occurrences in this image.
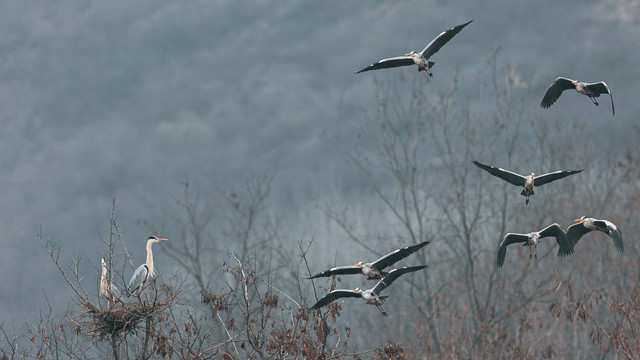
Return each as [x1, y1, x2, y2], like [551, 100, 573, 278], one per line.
[0, 1, 637, 325]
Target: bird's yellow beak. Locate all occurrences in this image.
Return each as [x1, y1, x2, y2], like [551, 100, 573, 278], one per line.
[573, 218, 582, 222]
[354, 263, 361, 267]
[404, 53, 412, 56]
[157, 238, 168, 241]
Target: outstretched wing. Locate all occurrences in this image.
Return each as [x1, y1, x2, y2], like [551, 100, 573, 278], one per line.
[585, 82, 615, 116]
[596, 220, 624, 253]
[372, 265, 427, 295]
[307, 265, 362, 279]
[356, 56, 415, 73]
[565, 222, 593, 248]
[371, 241, 430, 270]
[419, 20, 472, 59]
[540, 77, 576, 109]
[310, 290, 362, 309]
[538, 223, 574, 257]
[497, 233, 530, 268]
[533, 168, 585, 187]
[472, 160, 526, 186]
[126, 264, 149, 296]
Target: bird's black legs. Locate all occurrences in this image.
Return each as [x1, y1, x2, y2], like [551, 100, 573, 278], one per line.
[376, 304, 388, 316]
[427, 69, 433, 77]
[589, 96, 599, 106]
[525, 197, 530, 205]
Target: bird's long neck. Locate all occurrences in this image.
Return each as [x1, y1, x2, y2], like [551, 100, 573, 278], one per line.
[100, 266, 108, 293]
[146, 240, 155, 278]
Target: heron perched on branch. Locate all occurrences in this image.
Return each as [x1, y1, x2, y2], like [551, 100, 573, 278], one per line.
[497, 224, 574, 268]
[540, 77, 614, 116]
[126, 236, 168, 297]
[567, 217, 623, 253]
[472, 160, 585, 205]
[307, 241, 429, 280]
[101, 258, 123, 305]
[310, 265, 427, 316]
[356, 20, 472, 77]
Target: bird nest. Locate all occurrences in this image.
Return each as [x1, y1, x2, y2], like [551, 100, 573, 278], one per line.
[75, 293, 178, 340]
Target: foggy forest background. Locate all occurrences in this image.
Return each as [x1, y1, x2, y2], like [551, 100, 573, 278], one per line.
[1, 1, 639, 359]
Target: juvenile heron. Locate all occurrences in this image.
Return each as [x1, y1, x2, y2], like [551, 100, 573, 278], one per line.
[567, 216, 623, 253]
[497, 224, 574, 268]
[310, 265, 427, 316]
[472, 160, 585, 205]
[540, 77, 614, 116]
[307, 241, 429, 280]
[100, 258, 123, 305]
[356, 20, 472, 77]
[126, 236, 168, 297]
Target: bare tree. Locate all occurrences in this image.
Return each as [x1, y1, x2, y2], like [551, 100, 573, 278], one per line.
[325, 52, 629, 358]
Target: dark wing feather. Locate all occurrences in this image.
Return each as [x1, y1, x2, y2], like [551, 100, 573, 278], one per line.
[540, 77, 576, 109]
[609, 227, 624, 253]
[497, 233, 530, 268]
[472, 160, 526, 186]
[538, 223, 574, 257]
[585, 82, 611, 95]
[565, 222, 593, 248]
[419, 20, 472, 59]
[356, 56, 415, 73]
[310, 290, 362, 309]
[372, 265, 427, 295]
[595, 220, 624, 253]
[307, 265, 362, 279]
[533, 168, 585, 187]
[371, 241, 429, 270]
[585, 82, 614, 116]
[126, 264, 149, 297]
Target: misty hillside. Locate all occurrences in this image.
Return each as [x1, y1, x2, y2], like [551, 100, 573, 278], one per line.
[1, 1, 639, 358]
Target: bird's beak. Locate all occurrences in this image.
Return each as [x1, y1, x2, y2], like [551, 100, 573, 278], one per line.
[157, 238, 168, 241]
[404, 53, 412, 56]
[571, 81, 577, 85]
[573, 218, 582, 222]
[354, 263, 361, 267]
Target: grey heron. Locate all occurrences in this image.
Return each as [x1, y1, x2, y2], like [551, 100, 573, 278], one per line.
[126, 236, 168, 297]
[540, 77, 614, 116]
[497, 224, 575, 268]
[100, 258, 123, 305]
[307, 241, 429, 280]
[567, 217, 623, 253]
[310, 265, 427, 316]
[356, 20, 472, 77]
[472, 160, 585, 205]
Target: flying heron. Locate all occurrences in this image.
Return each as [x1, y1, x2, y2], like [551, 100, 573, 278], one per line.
[126, 236, 168, 297]
[356, 20, 472, 77]
[540, 77, 614, 116]
[567, 216, 623, 253]
[472, 160, 585, 205]
[100, 258, 123, 305]
[310, 265, 427, 316]
[307, 241, 429, 280]
[497, 224, 575, 268]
